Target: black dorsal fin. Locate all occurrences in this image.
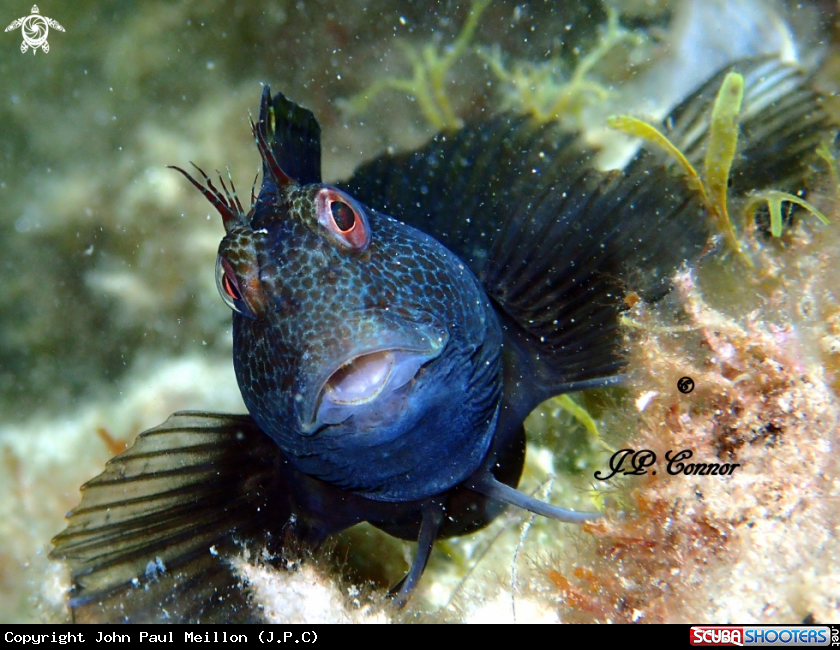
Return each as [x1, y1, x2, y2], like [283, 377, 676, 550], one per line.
[261, 86, 322, 185]
[345, 117, 708, 403]
[483, 152, 706, 398]
[345, 116, 583, 274]
[344, 56, 833, 410]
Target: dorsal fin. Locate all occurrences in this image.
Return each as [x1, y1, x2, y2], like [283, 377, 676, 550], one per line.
[344, 57, 834, 411]
[262, 87, 322, 185]
[344, 116, 707, 404]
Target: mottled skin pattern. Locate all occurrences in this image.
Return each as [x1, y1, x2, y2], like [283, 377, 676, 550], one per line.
[223, 181, 503, 502]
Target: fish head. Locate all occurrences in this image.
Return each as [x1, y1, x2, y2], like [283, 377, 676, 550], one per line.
[177, 88, 503, 503]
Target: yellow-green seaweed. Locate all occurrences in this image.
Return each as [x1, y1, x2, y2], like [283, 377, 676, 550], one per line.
[816, 140, 840, 200]
[609, 72, 753, 265]
[341, 0, 491, 130]
[482, 8, 643, 126]
[744, 190, 829, 238]
[605, 115, 703, 192]
[552, 394, 603, 446]
[705, 71, 745, 255]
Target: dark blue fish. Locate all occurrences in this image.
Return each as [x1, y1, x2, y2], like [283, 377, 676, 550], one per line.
[50, 58, 831, 623]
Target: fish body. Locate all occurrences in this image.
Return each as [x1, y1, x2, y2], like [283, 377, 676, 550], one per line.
[231, 178, 502, 503]
[50, 58, 833, 622]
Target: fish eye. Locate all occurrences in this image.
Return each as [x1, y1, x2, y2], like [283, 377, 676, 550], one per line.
[315, 187, 370, 251]
[215, 255, 251, 316]
[330, 200, 356, 232]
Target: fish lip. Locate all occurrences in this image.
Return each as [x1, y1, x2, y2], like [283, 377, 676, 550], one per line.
[294, 310, 448, 434]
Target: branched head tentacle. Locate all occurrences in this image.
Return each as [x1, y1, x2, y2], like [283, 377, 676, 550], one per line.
[168, 163, 250, 232]
[250, 172, 259, 209]
[217, 168, 246, 215]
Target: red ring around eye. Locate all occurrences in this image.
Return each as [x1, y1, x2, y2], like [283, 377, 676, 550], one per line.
[316, 187, 370, 251]
[219, 256, 243, 302]
[222, 272, 240, 301]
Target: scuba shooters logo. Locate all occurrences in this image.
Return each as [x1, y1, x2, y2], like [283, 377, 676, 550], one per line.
[690, 626, 834, 646]
[5, 5, 64, 54]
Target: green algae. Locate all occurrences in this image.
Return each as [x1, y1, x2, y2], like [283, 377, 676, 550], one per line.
[341, 0, 492, 131]
[744, 190, 830, 238]
[704, 71, 745, 256]
[816, 139, 840, 200]
[553, 394, 602, 444]
[609, 69, 830, 266]
[607, 114, 703, 188]
[482, 7, 644, 127]
[340, 2, 643, 132]
[608, 71, 749, 262]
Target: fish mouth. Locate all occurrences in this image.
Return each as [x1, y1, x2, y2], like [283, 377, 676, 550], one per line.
[313, 347, 438, 429]
[323, 350, 398, 405]
[295, 310, 447, 433]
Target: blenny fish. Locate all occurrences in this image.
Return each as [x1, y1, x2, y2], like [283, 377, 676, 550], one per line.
[51, 58, 831, 623]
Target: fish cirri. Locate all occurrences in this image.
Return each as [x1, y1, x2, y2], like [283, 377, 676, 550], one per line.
[51, 58, 832, 622]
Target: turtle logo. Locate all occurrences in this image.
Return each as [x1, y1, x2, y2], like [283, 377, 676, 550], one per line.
[5, 5, 64, 54]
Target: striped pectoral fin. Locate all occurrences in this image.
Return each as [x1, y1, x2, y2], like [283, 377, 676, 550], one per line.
[50, 411, 290, 623]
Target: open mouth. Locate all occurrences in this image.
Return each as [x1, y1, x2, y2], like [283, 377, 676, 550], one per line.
[323, 350, 396, 405]
[293, 308, 448, 433]
[309, 347, 439, 430]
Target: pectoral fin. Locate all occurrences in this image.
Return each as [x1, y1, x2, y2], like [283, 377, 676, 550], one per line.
[50, 412, 287, 623]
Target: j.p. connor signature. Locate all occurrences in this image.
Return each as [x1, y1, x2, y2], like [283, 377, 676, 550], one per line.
[594, 449, 741, 481]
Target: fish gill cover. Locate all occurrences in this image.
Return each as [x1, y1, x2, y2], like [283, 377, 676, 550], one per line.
[1, 0, 839, 624]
